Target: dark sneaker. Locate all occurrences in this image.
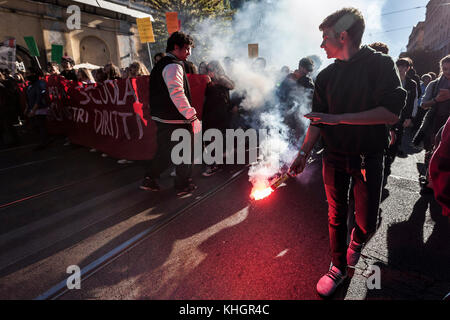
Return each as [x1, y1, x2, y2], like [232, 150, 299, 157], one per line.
[347, 229, 363, 268]
[316, 265, 347, 298]
[140, 177, 160, 191]
[176, 183, 198, 197]
[202, 165, 222, 177]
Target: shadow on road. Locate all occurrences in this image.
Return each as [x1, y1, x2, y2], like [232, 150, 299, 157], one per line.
[62, 160, 332, 300]
[364, 194, 450, 300]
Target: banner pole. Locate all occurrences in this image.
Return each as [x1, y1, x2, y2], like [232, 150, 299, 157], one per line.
[147, 42, 153, 70]
[34, 56, 42, 72]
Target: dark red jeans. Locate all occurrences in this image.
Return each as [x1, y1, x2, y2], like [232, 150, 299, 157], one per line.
[322, 152, 384, 270]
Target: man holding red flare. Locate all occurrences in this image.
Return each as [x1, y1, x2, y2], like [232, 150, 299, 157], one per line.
[289, 7, 406, 298]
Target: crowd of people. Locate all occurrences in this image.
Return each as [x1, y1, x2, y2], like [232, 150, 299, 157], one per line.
[0, 7, 449, 298]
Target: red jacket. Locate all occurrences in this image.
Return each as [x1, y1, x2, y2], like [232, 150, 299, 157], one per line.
[430, 116, 450, 216]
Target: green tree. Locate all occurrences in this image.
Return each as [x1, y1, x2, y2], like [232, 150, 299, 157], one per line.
[141, 0, 234, 63]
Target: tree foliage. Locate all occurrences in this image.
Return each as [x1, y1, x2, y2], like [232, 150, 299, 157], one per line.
[141, 0, 234, 61]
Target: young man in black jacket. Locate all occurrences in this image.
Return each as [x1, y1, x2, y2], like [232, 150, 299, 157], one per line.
[289, 7, 406, 298]
[392, 58, 417, 158]
[141, 31, 201, 196]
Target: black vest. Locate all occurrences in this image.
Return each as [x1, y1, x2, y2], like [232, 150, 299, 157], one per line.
[149, 55, 192, 121]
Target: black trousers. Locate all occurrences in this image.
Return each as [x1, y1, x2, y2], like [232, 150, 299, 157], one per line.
[145, 122, 193, 189]
[322, 152, 384, 270]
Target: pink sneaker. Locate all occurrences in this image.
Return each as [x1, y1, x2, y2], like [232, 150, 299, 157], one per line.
[316, 265, 347, 298]
[347, 229, 363, 268]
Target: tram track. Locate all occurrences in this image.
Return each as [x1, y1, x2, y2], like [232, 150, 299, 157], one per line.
[35, 166, 248, 300]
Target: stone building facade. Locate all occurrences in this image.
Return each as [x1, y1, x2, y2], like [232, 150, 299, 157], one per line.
[0, 0, 153, 71]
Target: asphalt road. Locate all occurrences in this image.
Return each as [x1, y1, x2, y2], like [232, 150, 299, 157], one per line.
[0, 136, 449, 300]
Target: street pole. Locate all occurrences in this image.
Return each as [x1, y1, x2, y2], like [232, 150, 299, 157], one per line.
[147, 42, 153, 70]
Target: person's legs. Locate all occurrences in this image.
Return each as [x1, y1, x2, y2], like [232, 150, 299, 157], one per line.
[351, 155, 384, 247]
[141, 123, 174, 191]
[174, 129, 193, 189]
[322, 154, 351, 272]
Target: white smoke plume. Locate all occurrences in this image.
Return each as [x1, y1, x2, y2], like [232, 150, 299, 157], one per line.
[188, 0, 387, 191]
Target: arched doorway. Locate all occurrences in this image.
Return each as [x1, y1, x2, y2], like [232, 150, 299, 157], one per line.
[79, 36, 111, 66]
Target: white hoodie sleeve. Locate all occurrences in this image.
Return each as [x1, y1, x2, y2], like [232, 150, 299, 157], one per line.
[162, 63, 197, 121]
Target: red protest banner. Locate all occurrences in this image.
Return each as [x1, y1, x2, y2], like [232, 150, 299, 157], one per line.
[46, 74, 209, 160]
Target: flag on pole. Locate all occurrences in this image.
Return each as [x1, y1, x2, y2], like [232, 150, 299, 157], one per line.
[166, 12, 179, 34]
[0, 38, 16, 73]
[136, 17, 156, 43]
[24, 36, 40, 57]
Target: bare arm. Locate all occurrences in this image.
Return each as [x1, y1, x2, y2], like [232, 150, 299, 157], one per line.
[300, 125, 321, 154]
[289, 125, 321, 176]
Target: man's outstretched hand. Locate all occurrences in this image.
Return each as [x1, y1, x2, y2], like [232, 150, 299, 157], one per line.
[304, 112, 341, 125]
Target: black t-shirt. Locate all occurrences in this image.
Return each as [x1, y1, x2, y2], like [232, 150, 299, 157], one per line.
[312, 46, 406, 155]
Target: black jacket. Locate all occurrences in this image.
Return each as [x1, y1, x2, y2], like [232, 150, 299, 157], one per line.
[312, 46, 406, 155]
[400, 77, 417, 121]
[149, 55, 192, 122]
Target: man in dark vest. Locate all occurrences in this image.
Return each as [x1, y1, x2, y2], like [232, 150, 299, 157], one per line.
[141, 31, 201, 196]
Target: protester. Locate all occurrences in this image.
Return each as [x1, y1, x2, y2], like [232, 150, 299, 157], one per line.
[140, 31, 201, 196]
[413, 73, 433, 133]
[414, 54, 450, 194]
[60, 56, 77, 81]
[428, 72, 437, 81]
[183, 61, 198, 74]
[13, 72, 27, 120]
[76, 67, 95, 84]
[368, 42, 389, 55]
[202, 60, 235, 176]
[25, 66, 51, 150]
[429, 117, 450, 217]
[104, 63, 121, 80]
[419, 74, 432, 107]
[289, 7, 406, 298]
[115, 61, 149, 164]
[223, 56, 234, 75]
[277, 57, 315, 146]
[198, 61, 208, 75]
[129, 61, 150, 77]
[391, 58, 417, 158]
[94, 68, 107, 83]
[121, 67, 129, 79]
[47, 62, 60, 75]
[252, 57, 267, 74]
[0, 71, 20, 147]
[153, 52, 165, 66]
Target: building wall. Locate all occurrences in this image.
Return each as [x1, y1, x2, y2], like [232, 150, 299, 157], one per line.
[0, 0, 145, 70]
[407, 22, 424, 52]
[423, 0, 450, 57]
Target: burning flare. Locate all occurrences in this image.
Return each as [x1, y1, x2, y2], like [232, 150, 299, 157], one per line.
[250, 173, 290, 200]
[250, 186, 274, 200]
